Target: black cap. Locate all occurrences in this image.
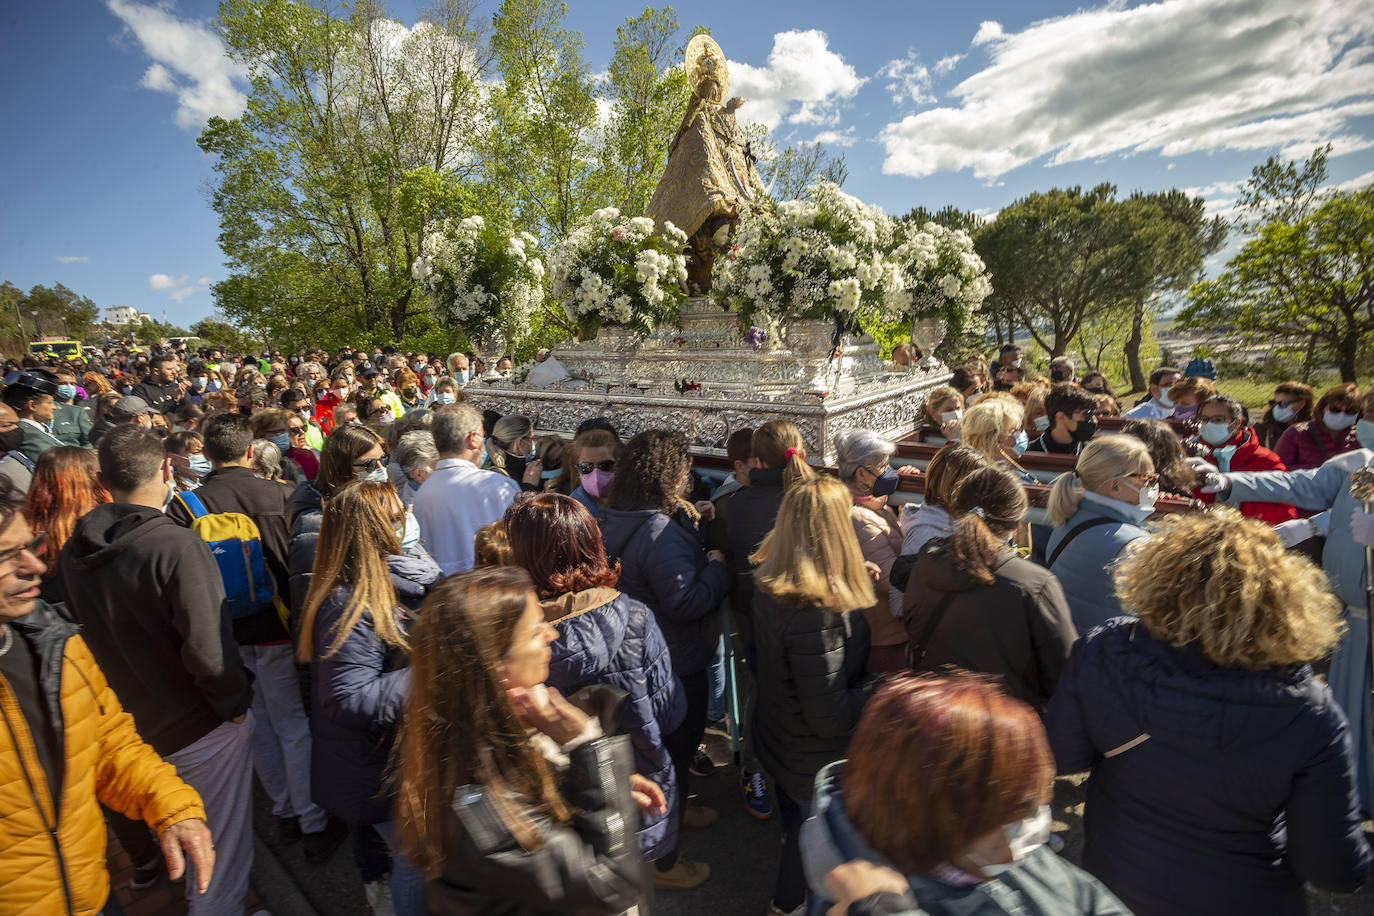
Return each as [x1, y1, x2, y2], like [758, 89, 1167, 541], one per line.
[8, 370, 60, 398]
[360, 364, 381, 379]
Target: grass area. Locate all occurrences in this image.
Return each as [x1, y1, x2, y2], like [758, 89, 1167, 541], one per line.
[1104, 372, 1345, 413]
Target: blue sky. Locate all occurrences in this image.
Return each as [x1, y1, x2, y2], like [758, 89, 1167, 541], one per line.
[2, 0, 1372, 329]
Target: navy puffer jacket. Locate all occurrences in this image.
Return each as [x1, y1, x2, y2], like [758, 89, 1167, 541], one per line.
[286, 480, 323, 626]
[597, 507, 730, 676]
[310, 550, 442, 824]
[1047, 618, 1371, 916]
[542, 587, 686, 861]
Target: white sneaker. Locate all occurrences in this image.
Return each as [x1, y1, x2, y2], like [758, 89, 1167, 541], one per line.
[365, 878, 396, 916]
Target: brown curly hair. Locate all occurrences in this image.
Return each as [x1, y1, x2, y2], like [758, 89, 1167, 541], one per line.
[1114, 509, 1343, 670]
[607, 429, 696, 520]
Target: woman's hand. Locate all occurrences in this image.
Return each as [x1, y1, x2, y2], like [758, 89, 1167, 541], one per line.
[522, 459, 544, 486]
[864, 560, 882, 582]
[940, 418, 961, 440]
[896, 465, 922, 478]
[629, 774, 667, 817]
[824, 861, 912, 916]
[694, 499, 716, 521]
[508, 684, 590, 746]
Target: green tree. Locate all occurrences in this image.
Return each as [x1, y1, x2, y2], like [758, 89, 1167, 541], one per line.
[13, 283, 101, 342]
[1180, 186, 1374, 382]
[756, 139, 848, 200]
[200, 0, 486, 348]
[128, 316, 191, 346]
[975, 185, 1139, 358]
[190, 318, 263, 354]
[596, 7, 691, 215]
[483, 0, 601, 239]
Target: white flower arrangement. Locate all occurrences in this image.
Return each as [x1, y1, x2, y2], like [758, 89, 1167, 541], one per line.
[548, 208, 689, 338]
[411, 215, 545, 341]
[712, 181, 896, 333]
[882, 220, 992, 338]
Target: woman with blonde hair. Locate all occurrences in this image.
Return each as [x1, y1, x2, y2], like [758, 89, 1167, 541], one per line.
[750, 475, 876, 915]
[298, 479, 441, 915]
[1022, 384, 1051, 437]
[915, 385, 964, 444]
[1044, 436, 1156, 633]
[1047, 510, 1371, 916]
[900, 467, 1075, 707]
[394, 567, 656, 912]
[961, 395, 1031, 478]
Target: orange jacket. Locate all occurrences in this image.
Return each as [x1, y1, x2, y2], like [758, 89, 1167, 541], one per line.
[1, 602, 205, 916]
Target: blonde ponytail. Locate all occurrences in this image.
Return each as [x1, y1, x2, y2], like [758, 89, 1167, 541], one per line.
[1046, 471, 1083, 527]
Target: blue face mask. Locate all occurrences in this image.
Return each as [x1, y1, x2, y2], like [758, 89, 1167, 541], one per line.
[394, 512, 422, 552]
[271, 432, 290, 452]
[436, 392, 456, 405]
[357, 466, 388, 483]
[1013, 429, 1030, 455]
[56, 384, 76, 401]
[1033, 415, 1050, 433]
[1356, 419, 1374, 451]
[540, 467, 563, 481]
[187, 454, 212, 478]
[869, 466, 900, 498]
[192, 376, 208, 390]
[1199, 421, 1234, 447]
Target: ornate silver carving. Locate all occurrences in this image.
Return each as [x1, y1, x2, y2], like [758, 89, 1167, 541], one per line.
[474, 297, 951, 463]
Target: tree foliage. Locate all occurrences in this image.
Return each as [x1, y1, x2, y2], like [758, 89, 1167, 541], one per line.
[1181, 185, 1374, 382]
[0, 281, 101, 342]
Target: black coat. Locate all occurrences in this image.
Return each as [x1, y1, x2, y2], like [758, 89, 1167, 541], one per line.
[751, 590, 872, 802]
[131, 378, 189, 417]
[1047, 618, 1372, 916]
[901, 541, 1076, 708]
[725, 466, 786, 622]
[58, 503, 251, 756]
[286, 481, 323, 627]
[597, 507, 729, 676]
[428, 691, 650, 915]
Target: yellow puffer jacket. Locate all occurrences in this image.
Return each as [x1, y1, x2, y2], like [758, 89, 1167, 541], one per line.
[1, 602, 206, 916]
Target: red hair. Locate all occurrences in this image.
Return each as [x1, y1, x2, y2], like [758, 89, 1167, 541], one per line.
[505, 494, 619, 598]
[844, 672, 1053, 873]
[23, 447, 110, 576]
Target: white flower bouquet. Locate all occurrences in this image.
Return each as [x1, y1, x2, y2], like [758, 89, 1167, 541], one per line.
[881, 220, 992, 340]
[411, 215, 546, 341]
[548, 208, 689, 339]
[712, 181, 895, 334]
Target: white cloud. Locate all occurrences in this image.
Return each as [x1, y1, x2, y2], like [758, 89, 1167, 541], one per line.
[877, 51, 934, 107]
[880, 0, 1374, 180]
[55, 256, 89, 264]
[1334, 169, 1374, 192]
[729, 30, 866, 132]
[148, 273, 206, 302]
[813, 128, 857, 148]
[107, 0, 247, 130]
[934, 54, 964, 77]
[972, 21, 1005, 46]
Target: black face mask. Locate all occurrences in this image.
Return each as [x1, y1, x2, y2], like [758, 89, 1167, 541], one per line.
[1050, 368, 1070, 383]
[0, 427, 22, 454]
[1071, 418, 1098, 442]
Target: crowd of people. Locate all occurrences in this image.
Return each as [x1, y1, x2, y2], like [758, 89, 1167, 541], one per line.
[1, 337, 1373, 916]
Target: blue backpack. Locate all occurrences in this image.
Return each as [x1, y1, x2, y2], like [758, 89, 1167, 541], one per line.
[176, 491, 279, 621]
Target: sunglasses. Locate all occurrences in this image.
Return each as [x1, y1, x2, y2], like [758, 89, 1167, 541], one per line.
[287, 425, 306, 434]
[0, 531, 46, 566]
[1269, 399, 1297, 408]
[1118, 472, 1160, 487]
[577, 459, 616, 474]
[352, 455, 390, 471]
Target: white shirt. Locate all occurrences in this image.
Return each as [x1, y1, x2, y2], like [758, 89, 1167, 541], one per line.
[1122, 398, 1173, 420]
[412, 457, 520, 575]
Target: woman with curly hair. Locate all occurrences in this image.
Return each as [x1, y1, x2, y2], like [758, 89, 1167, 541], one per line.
[1047, 510, 1371, 916]
[598, 429, 730, 890]
[23, 446, 109, 604]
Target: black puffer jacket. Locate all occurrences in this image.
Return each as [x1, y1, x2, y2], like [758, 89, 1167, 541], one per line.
[428, 689, 651, 915]
[597, 507, 730, 676]
[901, 540, 1076, 708]
[725, 466, 786, 616]
[1047, 618, 1371, 916]
[286, 481, 323, 627]
[751, 589, 873, 802]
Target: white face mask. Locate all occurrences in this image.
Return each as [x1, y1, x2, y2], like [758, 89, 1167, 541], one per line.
[1198, 421, 1234, 447]
[1271, 404, 1296, 424]
[1158, 387, 1174, 409]
[1324, 409, 1359, 431]
[968, 805, 1052, 877]
[941, 409, 963, 424]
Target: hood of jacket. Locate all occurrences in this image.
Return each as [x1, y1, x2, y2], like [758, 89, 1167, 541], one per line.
[597, 507, 664, 560]
[386, 549, 442, 600]
[63, 503, 180, 569]
[541, 588, 630, 681]
[289, 479, 322, 523]
[1077, 618, 1326, 755]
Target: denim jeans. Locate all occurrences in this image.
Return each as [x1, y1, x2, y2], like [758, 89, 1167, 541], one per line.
[373, 819, 428, 916]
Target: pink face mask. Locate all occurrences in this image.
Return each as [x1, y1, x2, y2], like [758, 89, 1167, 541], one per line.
[582, 469, 614, 498]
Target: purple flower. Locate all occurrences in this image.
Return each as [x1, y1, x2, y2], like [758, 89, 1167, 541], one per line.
[744, 325, 766, 352]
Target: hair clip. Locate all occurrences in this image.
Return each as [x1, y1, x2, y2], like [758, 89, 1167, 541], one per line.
[972, 506, 987, 519]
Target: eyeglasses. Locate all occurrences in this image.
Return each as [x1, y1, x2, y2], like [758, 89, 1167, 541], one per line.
[352, 455, 389, 471]
[1269, 399, 1296, 408]
[577, 459, 616, 474]
[0, 531, 46, 566]
[1118, 472, 1160, 487]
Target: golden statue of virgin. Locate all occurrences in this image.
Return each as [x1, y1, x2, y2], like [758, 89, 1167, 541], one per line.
[646, 35, 763, 293]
